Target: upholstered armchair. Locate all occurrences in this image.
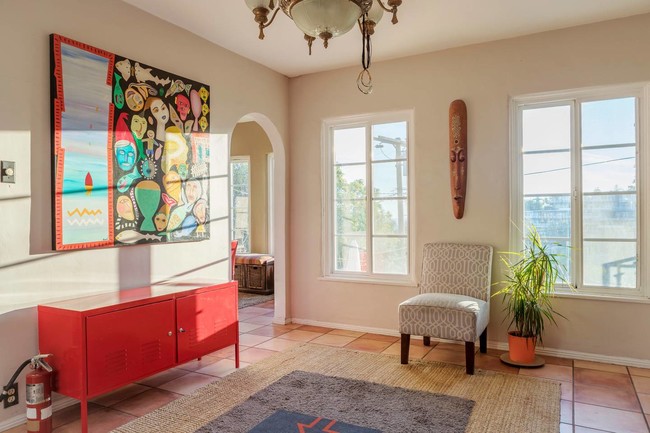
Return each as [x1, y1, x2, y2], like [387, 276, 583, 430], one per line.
[398, 242, 493, 374]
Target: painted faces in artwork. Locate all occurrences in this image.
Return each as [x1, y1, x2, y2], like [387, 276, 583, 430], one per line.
[130, 115, 147, 139]
[184, 178, 201, 205]
[146, 97, 170, 141]
[125, 86, 145, 112]
[115, 140, 136, 171]
[116, 195, 135, 221]
[175, 94, 190, 121]
[193, 198, 207, 224]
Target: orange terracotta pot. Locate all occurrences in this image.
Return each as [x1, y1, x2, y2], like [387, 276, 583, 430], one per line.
[508, 331, 537, 364]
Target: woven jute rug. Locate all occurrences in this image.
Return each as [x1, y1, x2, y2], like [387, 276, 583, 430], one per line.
[237, 293, 274, 309]
[113, 344, 561, 433]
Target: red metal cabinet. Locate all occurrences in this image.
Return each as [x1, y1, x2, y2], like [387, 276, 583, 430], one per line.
[86, 300, 176, 396]
[176, 284, 237, 364]
[38, 281, 238, 433]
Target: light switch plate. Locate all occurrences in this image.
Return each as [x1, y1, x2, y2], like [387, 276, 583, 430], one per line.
[1, 160, 15, 183]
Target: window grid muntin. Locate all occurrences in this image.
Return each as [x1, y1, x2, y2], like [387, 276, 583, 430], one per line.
[230, 157, 251, 253]
[516, 91, 643, 296]
[328, 117, 411, 278]
[578, 96, 639, 290]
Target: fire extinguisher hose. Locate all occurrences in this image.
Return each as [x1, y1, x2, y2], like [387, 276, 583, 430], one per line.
[1, 358, 32, 402]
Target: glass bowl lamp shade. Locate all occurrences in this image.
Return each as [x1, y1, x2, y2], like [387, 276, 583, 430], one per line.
[288, 0, 368, 41]
[244, 0, 404, 94]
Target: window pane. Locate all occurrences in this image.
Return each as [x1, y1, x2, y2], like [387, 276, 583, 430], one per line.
[232, 228, 249, 253]
[231, 160, 250, 253]
[524, 195, 570, 239]
[582, 147, 636, 193]
[335, 165, 366, 200]
[231, 161, 249, 186]
[582, 98, 636, 147]
[335, 199, 366, 235]
[372, 122, 407, 161]
[583, 193, 636, 239]
[372, 237, 408, 275]
[327, 114, 411, 279]
[232, 203, 248, 226]
[334, 127, 366, 164]
[583, 241, 636, 288]
[523, 152, 571, 194]
[373, 199, 407, 235]
[335, 235, 367, 272]
[372, 161, 408, 198]
[522, 105, 571, 152]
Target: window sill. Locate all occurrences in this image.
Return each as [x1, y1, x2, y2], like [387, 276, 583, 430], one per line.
[318, 275, 417, 287]
[553, 290, 650, 304]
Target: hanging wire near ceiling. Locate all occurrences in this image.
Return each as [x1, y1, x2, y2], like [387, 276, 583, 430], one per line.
[358, 12, 373, 94]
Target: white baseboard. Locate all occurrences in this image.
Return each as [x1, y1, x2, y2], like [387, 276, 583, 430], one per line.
[488, 341, 650, 369]
[291, 317, 650, 369]
[272, 315, 291, 325]
[292, 317, 402, 337]
[0, 395, 77, 431]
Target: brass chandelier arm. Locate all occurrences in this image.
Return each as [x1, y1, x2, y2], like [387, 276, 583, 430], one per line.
[247, 0, 405, 94]
[375, 0, 402, 24]
[255, 6, 282, 39]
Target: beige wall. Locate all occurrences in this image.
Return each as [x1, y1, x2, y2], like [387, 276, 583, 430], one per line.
[288, 13, 650, 362]
[0, 0, 288, 425]
[231, 122, 273, 253]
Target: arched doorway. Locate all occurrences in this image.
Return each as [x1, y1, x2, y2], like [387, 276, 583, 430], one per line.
[230, 113, 287, 323]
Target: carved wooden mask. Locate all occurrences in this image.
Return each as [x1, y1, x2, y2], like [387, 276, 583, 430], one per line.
[449, 100, 467, 219]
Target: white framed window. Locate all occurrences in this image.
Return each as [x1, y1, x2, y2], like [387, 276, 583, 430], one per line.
[230, 156, 251, 253]
[322, 110, 415, 283]
[510, 83, 649, 299]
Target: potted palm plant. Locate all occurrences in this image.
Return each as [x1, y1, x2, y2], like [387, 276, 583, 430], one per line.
[493, 226, 569, 366]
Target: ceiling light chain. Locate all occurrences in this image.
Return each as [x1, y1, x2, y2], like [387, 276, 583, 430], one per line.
[357, 12, 373, 94]
[245, 0, 404, 94]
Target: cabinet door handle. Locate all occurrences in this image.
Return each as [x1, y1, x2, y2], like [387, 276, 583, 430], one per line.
[179, 327, 186, 333]
[168, 331, 173, 337]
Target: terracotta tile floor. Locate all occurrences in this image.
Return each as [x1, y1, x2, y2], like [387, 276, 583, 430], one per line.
[4, 299, 650, 433]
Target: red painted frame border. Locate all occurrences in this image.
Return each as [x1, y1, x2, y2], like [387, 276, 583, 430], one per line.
[51, 34, 115, 250]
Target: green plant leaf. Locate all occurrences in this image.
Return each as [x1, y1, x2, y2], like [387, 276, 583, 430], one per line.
[491, 225, 570, 343]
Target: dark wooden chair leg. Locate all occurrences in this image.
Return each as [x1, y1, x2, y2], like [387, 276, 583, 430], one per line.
[465, 341, 475, 375]
[401, 334, 410, 364]
[479, 328, 487, 354]
[423, 336, 431, 346]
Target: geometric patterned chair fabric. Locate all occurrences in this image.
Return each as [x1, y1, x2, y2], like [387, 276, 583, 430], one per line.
[398, 243, 493, 374]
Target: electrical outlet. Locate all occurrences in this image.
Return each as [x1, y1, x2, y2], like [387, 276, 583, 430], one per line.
[3, 384, 18, 408]
[1, 160, 16, 183]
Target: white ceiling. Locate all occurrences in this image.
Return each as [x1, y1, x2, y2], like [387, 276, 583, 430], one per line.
[123, 0, 650, 78]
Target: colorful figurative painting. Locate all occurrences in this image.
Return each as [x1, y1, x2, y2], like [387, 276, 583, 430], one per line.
[51, 34, 210, 250]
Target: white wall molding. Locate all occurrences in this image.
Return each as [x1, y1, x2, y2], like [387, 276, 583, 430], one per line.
[292, 318, 650, 369]
[487, 341, 650, 369]
[0, 395, 77, 431]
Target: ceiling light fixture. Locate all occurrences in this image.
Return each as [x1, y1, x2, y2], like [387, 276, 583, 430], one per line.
[245, 0, 404, 94]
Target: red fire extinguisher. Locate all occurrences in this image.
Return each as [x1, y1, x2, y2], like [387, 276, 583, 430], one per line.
[1, 355, 53, 433]
[25, 355, 54, 433]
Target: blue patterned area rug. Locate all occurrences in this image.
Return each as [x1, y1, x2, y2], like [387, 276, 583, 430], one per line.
[195, 370, 474, 433]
